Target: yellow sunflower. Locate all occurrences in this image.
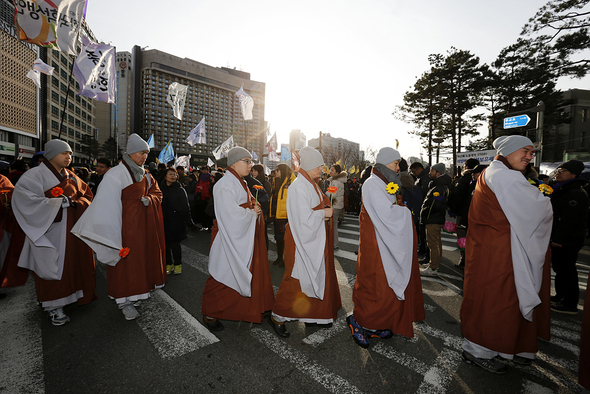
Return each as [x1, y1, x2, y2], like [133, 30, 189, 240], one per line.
[386, 182, 399, 195]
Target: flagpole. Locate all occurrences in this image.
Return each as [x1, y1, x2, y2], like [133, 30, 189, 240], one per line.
[58, 16, 85, 140]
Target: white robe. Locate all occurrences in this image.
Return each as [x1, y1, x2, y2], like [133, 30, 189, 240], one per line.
[484, 160, 553, 321]
[71, 164, 136, 266]
[208, 171, 257, 297]
[362, 173, 414, 300]
[287, 173, 328, 300]
[12, 163, 68, 280]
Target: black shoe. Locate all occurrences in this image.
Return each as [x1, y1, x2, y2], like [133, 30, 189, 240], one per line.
[550, 302, 578, 315]
[305, 322, 333, 328]
[0, 293, 6, 300]
[454, 261, 465, 268]
[550, 295, 563, 303]
[269, 316, 290, 337]
[462, 350, 507, 374]
[203, 317, 224, 332]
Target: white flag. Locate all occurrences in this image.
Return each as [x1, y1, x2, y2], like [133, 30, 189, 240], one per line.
[26, 69, 41, 89]
[235, 85, 253, 120]
[167, 82, 188, 120]
[268, 151, 280, 162]
[174, 155, 191, 170]
[264, 123, 271, 137]
[207, 158, 215, 167]
[211, 135, 234, 160]
[185, 118, 206, 146]
[13, 0, 86, 56]
[251, 150, 259, 161]
[72, 36, 117, 104]
[266, 132, 278, 153]
[32, 58, 54, 75]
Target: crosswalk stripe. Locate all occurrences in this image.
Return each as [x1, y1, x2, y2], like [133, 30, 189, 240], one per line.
[250, 327, 364, 394]
[137, 289, 219, 359]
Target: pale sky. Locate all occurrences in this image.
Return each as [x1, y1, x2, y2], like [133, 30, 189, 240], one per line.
[85, 0, 588, 161]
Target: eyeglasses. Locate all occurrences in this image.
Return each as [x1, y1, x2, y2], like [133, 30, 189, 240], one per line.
[556, 168, 570, 174]
[240, 159, 253, 165]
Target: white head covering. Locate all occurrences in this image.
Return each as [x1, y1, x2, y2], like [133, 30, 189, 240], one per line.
[127, 133, 149, 154]
[299, 147, 324, 172]
[227, 147, 252, 167]
[375, 147, 401, 165]
[493, 135, 534, 157]
[43, 140, 72, 160]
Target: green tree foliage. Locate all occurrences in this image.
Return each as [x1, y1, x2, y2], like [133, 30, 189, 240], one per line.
[521, 0, 590, 78]
[99, 137, 118, 162]
[395, 48, 487, 171]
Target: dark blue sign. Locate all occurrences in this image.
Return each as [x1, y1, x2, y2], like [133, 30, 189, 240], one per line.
[503, 115, 531, 129]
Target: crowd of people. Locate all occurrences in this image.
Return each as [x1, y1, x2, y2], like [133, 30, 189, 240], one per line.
[0, 134, 589, 387]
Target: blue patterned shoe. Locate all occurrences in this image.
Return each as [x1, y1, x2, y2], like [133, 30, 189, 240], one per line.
[366, 329, 393, 339]
[347, 315, 369, 348]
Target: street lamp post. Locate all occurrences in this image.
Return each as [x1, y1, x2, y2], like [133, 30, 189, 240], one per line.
[433, 137, 444, 164]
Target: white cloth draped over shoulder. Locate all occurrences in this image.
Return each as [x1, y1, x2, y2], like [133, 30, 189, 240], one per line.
[484, 160, 553, 321]
[208, 170, 257, 297]
[362, 173, 414, 300]
[287, 173, 328, 300]
[71, 164, 137, 265]
[12, 163, 68, 280]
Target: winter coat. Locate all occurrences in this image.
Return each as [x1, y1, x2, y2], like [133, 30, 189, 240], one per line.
[420, 173, 452, 225]
[414, 165, 431, 201]
[447, 173, 473, 218]
[160, 181, 195, 242]
[270, 173, 296, 220]
[245, 174, 270, 218]
[400, 172, 422, 225]
[550, 177, 589, 246]
[327, 171, 347, 210]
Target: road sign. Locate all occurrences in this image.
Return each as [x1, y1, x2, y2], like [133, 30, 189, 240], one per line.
[503, 114, 531, 129]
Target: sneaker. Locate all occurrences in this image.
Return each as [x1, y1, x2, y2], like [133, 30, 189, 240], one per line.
[48, 308, 70, 326]
[166, 265, 173, 274]
[420, 267, 438, 277]
[122, 304, 140, 320]
[550, 295, 563, 303]
[346, 315, 369, 348]
[367, 329, 393, 339]
[462, 350, 508, 374]
[174, 265, 182, 275]
[550, 302, 578, 315]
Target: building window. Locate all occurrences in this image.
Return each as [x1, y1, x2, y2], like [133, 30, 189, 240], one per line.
[51, 106, 59, 116]
[583, 109, 589, 123]
[51, 120, 59, 130]
[51, 91, 59, 101]
[52, 76, 59, 87]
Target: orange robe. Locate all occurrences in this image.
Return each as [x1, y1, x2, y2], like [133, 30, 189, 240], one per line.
[35, 170, 96, 305]
[201, 168, 275, 323]
[460, 169, 550, 354]
[272, 170, 342, 321]
[0, 175, 28, 287]
[353, 203, 425, 337]
[106, 170, 167, 299]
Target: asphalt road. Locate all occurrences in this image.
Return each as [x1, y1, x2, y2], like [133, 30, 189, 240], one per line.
[1, 213, 588, 394]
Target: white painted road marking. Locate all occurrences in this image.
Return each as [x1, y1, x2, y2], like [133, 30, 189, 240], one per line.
[0, 279, 44, 394]
[250, 327, 364, 394]
[137, 289, 219, 359]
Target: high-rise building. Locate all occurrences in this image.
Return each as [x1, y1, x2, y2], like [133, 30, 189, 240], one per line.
[114, 51, 132, 152]
[559, 89, 590, 161]
[129, 46, 266, 165]
[289, 129, 306, 151]
[0, 0, 39, 161]
[308, 133, 360, 163]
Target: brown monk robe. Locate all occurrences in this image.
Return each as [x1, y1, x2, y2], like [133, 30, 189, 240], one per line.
[272, 169, 342, 322]
[461, 168, 550, 355]
[0, 175, 28, 287]
[36, 163, 96, 305]
[106, 163, 167, 300]
[201, 167, 275, 323]
[353, 191, 424, 337]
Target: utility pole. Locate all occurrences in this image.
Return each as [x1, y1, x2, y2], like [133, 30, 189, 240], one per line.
[534, 101, 545, 167]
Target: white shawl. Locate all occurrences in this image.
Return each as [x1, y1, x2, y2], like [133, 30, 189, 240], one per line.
[485, 160, 553, 321]
[287, 173, 328, 300]
[362, 173, 414, 300]
[208, 171, 257, 297]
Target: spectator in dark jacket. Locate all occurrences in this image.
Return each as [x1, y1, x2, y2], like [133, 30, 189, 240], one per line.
[419, 163, 452, 276]
[447, 158, 479, 267]
[550, 160, 589, 314]
[399, 159, 422, 229]
[410, 162, 431, 259]
[160, 168, 197, 275]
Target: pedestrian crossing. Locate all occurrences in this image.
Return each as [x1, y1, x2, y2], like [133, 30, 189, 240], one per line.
[1, 213, 587, 394]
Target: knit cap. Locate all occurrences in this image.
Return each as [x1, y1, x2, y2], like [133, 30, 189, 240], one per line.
[299, 147, 324, 172]
[43, 140, 72, 160]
